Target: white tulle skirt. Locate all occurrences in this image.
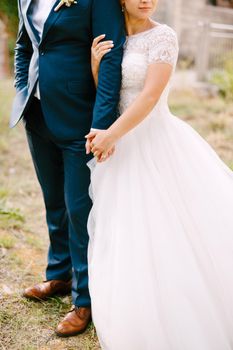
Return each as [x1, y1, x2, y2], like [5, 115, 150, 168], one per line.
[87, 106, 233, 350]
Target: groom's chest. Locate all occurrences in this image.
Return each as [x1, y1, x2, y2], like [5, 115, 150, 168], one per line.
[21, 0, 92, 44]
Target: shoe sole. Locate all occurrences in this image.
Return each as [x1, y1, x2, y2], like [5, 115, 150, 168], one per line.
[22, 290, 71, 301]
[55, 324, 90, 338]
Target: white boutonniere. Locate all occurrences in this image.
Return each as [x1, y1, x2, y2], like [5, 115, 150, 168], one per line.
[54, 0, 77, 12]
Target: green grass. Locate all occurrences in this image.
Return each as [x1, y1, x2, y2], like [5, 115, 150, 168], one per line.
[0, 296, 99, 350]
[0, 207, 25, 230]
[8, 251, 24, 266]
[0, 232, 16, 248]
[25, 234, 44, 250]
[0, 188, 9, 199]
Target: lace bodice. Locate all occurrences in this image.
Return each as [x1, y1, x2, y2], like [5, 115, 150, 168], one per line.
[119, 24, 179, 113]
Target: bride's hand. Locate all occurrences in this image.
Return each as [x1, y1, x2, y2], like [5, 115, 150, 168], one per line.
[91, 34, 114, 85]
[85, 130, 117, 162]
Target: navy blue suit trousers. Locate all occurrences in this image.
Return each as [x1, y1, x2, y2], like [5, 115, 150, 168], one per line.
[25, 98, 93, 306]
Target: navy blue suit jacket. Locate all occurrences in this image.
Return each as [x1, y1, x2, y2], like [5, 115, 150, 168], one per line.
[11, 0, 125, 140]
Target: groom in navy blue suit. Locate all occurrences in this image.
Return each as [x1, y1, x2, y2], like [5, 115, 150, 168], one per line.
[11, 0, 125, 336]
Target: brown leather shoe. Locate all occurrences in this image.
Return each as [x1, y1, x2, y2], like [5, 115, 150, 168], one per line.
[22, 280, 72, 301]
[55, 306, 91, 337]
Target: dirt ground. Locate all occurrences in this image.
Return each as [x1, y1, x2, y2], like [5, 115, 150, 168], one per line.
[0, 78, 233, 350]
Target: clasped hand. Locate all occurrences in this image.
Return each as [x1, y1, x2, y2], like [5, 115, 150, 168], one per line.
[85, 130, 116, 162]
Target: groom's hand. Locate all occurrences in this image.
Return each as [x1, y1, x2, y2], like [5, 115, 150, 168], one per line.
[85, 136, 93, 155]
[85, 130, 116, 162]
[85, 129, 116, 162]
[85, 128, 100, 155]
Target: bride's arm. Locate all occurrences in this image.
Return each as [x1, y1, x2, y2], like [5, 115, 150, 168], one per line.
[91, 35, 114, 87]
[108, 63, 173, 139]
[87, 63, 173, 160]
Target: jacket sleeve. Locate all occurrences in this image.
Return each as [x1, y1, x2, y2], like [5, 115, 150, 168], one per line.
[14, 0, 33, 92]
[91, 0, 126, 130]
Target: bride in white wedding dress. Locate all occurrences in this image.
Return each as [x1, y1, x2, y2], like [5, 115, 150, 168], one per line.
[85, 1, 233, 349]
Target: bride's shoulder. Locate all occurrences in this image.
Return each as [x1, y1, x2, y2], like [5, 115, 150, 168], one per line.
[148, 24, 178, 46]
[147, 24, 179, 67]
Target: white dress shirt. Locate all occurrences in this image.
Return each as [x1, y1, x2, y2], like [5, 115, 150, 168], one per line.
[31, 0, 57, 99]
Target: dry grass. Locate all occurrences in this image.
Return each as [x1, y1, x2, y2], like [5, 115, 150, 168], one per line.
[0, 79, 100, 350]
[0, 79, 233, 350]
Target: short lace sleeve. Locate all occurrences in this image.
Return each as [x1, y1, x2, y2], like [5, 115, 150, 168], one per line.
[148, 25, 179, 68]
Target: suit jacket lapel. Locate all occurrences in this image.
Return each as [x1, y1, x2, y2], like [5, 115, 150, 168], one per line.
[23, 0, 63, 45]
[21, 0, 40, 45]
[40, 0, 63, 44]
